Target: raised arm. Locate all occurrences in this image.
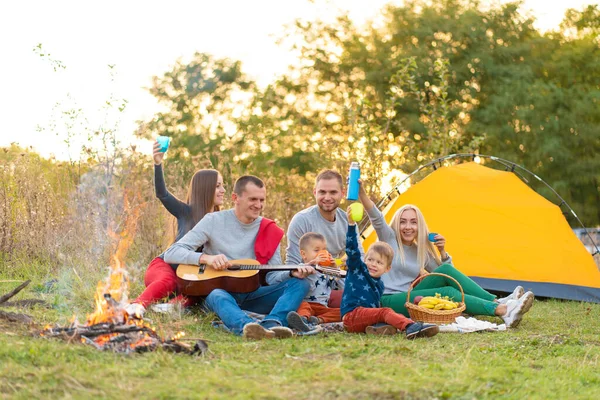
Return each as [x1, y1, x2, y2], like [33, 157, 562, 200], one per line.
[345, 206, 364, 271]
[358, 179, 396, 244]
[345, 224, 363, 271]
[153, 141, 188, 217]
[358, 179, 375, 212]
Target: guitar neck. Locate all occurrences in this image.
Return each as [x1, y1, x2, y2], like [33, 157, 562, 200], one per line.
[227, 265, 302, 271]
[194, 260, 346, 277]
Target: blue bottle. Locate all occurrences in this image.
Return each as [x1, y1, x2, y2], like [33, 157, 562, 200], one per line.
[347, 162, 360, 200]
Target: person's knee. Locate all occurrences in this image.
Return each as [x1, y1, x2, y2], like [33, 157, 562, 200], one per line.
[288, 277, 311, 293]
[382, 294, 403, 307]
[438, 286, 461, 299]
[157, 276, 178, 290]
[205, 289, 229, 308]
[435, 263, 455, 274]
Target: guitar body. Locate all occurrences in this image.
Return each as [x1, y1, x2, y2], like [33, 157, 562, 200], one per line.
[177, 259, 262, 296]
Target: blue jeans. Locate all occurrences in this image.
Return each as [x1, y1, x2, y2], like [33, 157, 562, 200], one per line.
[204, 277, 310, 335]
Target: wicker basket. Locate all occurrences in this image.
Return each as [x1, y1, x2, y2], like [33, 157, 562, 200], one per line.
[405, 272, 466, 324]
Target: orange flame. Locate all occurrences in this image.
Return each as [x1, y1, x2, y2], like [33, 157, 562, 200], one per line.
[86, 191, 143, 328]
[41, 191, 185, 351]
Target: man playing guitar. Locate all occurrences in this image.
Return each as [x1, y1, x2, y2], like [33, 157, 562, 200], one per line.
[164, 175, 313, 340]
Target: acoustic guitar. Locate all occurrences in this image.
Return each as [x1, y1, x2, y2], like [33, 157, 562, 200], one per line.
[176, 259, 346, 296]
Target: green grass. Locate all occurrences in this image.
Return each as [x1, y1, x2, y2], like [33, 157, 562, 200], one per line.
[1, 270, 600, 399]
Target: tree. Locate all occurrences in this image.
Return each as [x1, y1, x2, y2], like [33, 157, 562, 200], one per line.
[137, 1, 600, 226]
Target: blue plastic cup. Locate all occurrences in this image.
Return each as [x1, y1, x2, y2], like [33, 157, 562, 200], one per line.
[428, 232, 438, 242]
[156, 136, 171, 153]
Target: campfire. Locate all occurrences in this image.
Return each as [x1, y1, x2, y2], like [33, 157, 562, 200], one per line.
[39, 194, 207, 355]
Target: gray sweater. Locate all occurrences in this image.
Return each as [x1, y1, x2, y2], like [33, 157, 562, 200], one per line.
[267, 205, 363, 289]
[366, 206, 452, 294]
[163, 209, 282, 266]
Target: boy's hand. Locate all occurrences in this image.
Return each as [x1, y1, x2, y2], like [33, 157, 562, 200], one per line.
[308, 252, 332, 266]
[346, 206, 356, 226]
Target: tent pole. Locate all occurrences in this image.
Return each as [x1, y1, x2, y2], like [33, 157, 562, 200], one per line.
[361, 153, 600, 256]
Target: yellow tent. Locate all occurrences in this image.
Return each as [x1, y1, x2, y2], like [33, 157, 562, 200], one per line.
[361, 162, 600, 302]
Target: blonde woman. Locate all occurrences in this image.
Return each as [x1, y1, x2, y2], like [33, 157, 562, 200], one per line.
[357, 181, 534, 328]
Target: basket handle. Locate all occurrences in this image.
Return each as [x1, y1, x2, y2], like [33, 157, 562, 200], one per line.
[406, 272, 465, 304]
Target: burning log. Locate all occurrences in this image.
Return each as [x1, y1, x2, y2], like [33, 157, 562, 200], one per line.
[40, 321, 208, 355]
[41, 322, 151, 338]
[37, 193, 208, 355]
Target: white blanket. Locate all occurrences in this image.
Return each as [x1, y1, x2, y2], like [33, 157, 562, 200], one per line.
[439, 316, 506, 333]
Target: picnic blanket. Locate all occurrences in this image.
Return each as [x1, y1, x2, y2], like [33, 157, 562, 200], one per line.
[439, 316, 507, 333]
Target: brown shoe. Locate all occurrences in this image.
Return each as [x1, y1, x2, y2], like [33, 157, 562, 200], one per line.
[242, 323, 275, 340]
[366, 324, 398, 335]
[270, 326, 294, 339]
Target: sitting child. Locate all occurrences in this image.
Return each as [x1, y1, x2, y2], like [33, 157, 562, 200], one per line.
[342, 206, 439, 339]
[286, 232, 344, 332]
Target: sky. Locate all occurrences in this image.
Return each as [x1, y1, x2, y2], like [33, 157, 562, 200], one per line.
[0, 0, 595, 160]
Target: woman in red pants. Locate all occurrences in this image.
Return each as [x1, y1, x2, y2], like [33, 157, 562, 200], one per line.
[128, 140, 225, 316]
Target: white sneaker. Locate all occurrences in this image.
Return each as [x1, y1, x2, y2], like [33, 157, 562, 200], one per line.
[497, 286, 525, 305]
[502, 291, 534, 328]
[125, 303, 146, 318]
[150, 303, 175, 314]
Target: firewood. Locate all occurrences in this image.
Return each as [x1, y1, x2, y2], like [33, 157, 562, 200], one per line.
[0, 280, 31, 304]
[0, 299, 49, 308]
[42, 323, 150, 338]
[0, 310, 33, 324]
[40, 321, 208, 355]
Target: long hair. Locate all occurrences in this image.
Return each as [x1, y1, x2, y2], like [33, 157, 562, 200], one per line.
[389, 204, 441, 270]
[185, 169, 220, 230]
[170, 169, 220, 243]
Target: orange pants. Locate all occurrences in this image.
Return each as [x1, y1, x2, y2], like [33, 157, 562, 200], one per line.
[343, 307, 413, 333]
[297, 301, 341, 323]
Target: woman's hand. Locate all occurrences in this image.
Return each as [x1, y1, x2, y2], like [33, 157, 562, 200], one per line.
[357, 179, 375, 211]
[153, 141, 165, 165]
[431, 234, 448, 258]
[346, 206, 356, 226]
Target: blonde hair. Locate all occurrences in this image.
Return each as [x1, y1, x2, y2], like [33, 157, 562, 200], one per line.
[389, 204, 441, 270]
[368, 241, 394, 267]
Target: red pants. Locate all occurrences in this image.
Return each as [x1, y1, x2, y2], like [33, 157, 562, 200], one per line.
[343, 307, 413, 333]
[297, 301, 341, 323]
[134, 257, 179, 307]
